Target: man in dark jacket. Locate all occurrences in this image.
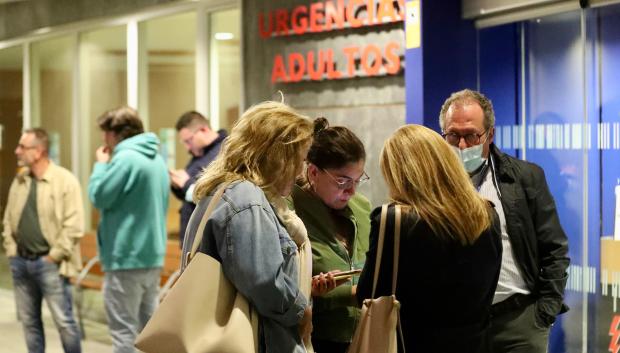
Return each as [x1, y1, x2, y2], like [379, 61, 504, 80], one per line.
[439, 89, 569, 353]
[170, 111, 226, 247]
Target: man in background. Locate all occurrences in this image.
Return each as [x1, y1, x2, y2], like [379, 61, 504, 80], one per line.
[3, 127, 84, 353]
[170, 111, 226, 246]
[88, 107, 169, 353]
[439, 89, 569, 353]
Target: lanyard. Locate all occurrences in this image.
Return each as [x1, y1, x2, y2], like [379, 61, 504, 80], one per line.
[471, 162, 490, 192]
[472, 155, 502, 199]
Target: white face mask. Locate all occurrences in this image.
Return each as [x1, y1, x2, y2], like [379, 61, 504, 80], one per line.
[451, 144, 487, 173]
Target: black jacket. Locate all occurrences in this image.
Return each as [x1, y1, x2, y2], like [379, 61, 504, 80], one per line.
[490, 144, 570, 324]
[172, 130, 226, 245]
[357, 204, 502, 353]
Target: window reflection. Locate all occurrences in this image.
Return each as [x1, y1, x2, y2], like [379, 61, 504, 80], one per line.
[0, 45, 23, 218]
[210, 8, 241, 131]
[144, 12, 196, 239]
[79, 26, 127, 231]
[31, 36, 74, 168]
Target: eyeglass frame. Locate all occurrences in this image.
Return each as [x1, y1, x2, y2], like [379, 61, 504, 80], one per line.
[441, 130, 489, 147]
[320, 168, 370, 190]
[16, 143, 39, 150]
[181, 129, 200, 146]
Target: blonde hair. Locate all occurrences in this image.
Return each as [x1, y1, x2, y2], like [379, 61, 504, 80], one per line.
[380, 124, 492, 245]
[194, 101, 313, 199]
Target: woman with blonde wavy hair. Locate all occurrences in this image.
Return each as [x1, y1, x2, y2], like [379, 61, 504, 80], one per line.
[356, 124, 502, 353]
[182, 101, 316, 353]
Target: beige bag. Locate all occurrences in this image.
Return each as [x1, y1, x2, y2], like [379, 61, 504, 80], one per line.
[135, 183, 259, 353]
[347, 204, 404, 353]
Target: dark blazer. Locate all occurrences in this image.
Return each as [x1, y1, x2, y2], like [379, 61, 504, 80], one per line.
[172, 130, 226, 245]
[357, 204, 502, 353]
[490, 144, 570, 325]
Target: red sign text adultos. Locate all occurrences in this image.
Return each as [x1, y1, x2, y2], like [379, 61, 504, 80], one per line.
[258, 0, 405, 83]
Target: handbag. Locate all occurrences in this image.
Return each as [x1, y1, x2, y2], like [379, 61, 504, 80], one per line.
[347, 204, 405, 353]
[135, 182, 259, 353]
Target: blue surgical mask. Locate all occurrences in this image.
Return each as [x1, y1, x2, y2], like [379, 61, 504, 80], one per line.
[451, 144, 487, 173]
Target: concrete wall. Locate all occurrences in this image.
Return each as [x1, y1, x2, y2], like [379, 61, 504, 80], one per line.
[242, 0, 406, 206]
[0, 0, 185, 41]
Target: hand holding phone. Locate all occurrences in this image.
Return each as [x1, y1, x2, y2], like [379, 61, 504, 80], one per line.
[169, 169, 190, 188]
[332, 268, 362, 281]
[311, 269, 362, 297]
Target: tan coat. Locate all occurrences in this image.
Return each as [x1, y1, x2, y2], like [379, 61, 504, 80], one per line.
[2, 162, 84, 277]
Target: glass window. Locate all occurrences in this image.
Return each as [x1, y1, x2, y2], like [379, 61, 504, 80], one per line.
[523, 12, 586, 352]
[31, 36, 74, 168]
[478, 23, 519, 157]
[143, 11, 196, 239]
[594, 4, 620, 352]
[210, 8, 241, 131]
[79, 26, 127, 231]
[478, 8, 620, 351]
[0, 45, 23, 218]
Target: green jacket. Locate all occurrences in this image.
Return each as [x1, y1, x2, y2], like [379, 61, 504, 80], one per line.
[290, 185, 371, 342]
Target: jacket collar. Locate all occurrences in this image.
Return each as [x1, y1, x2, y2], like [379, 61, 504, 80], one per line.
[17, 160, 56, 183]
[40, 161, 57, 182]
[290, 184, 354, 242]
[198, 130, 227, 158]
[490, 143, 516, 182]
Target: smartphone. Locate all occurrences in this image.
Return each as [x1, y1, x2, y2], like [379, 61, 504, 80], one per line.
[332, 269, 362, 280]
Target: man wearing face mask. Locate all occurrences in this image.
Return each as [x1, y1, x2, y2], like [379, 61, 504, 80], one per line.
[439, 89, 569, 353]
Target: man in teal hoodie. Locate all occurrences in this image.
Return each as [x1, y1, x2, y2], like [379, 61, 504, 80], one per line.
[88, 106, 169, 353]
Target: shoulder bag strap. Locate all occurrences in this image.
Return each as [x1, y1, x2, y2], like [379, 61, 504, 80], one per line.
[391, 205, 401, 295]
[185, 181, 231, 265]
[392, 205, 406, 353]
[371, 204, 389, 299]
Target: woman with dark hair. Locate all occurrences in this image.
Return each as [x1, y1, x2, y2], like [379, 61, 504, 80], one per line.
[290, 117, 372, 353]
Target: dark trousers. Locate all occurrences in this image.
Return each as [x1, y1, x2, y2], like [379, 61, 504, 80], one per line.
[311, 338, 350, 353]
[489, 297, 550, 353]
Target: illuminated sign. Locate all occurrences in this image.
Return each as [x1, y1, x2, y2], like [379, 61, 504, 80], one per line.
[258, 0, 405, 83]
[610, 315, 620, 353]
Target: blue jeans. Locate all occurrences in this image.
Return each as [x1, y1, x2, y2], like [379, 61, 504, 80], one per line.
[103, 268, 160, 353]
[10, 256, 81, 353]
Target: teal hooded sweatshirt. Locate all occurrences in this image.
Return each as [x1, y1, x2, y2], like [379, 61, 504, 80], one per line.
[88, 132, 169, 272]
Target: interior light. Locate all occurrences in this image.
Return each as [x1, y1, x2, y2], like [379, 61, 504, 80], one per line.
[33, 27, 52, 35]
[214, 32, 234, 41]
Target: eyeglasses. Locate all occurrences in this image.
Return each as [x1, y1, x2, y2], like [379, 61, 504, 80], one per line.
[16, 144, 38, 150]
[321, 169, 370, 190]
[441, 130, 488, 147]
[181, 130, 198, 145]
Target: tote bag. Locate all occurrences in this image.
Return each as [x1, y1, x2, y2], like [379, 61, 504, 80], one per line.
[135, 182, 258, 353]
[347, 204, 404, 353]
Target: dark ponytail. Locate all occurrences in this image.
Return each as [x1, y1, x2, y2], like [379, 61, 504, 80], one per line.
[313, 117, 329, 136]
[307, 117, 366, 169]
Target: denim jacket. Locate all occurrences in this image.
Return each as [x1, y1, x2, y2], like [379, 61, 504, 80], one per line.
[183, 180, 308, 353]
